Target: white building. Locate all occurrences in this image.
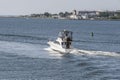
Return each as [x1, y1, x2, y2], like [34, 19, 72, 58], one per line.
[69, 10, 81, 20]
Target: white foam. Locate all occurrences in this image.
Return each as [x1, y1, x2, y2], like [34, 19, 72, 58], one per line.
[45, 47, 120, 57]
[44, 47, 65, 57]
[0, 41, 51, 58]
[74, 49, 120, 57]
[1, 40, 119, 58]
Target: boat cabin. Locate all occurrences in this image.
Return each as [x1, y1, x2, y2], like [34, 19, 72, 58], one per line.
[58, 30, 73, 49]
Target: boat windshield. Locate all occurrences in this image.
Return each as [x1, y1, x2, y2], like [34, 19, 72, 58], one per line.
[58, 30, 73, 40]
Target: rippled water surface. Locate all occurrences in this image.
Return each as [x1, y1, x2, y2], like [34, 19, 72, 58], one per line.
[0, 18, 120, 80]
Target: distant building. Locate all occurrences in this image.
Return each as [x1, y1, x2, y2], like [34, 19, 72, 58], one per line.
[69, 10, 81, 20]
[78, 11, 99, 19]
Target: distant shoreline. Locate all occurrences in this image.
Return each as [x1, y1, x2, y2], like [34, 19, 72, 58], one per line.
[0, 9, 120, 21]
[0, 16, 120, 21]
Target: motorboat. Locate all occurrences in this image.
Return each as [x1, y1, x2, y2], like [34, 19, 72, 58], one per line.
[48, 30, 73, 53]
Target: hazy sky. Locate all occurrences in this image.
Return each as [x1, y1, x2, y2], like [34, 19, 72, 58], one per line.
[0, 0, 120, 15]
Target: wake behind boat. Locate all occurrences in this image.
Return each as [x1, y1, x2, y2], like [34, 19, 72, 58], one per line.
[48, 30, 73, 53]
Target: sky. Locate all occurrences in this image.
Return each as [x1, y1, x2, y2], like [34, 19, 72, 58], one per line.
[0, 0, 120, 15]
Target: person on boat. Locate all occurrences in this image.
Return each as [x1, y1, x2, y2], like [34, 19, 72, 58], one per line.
[64, 35, 71, 49]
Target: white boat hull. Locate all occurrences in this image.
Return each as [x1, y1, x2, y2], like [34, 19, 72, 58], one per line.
[48, 41, 72, 53]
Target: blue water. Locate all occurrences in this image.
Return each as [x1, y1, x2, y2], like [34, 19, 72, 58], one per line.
[0, 18, 120, 80]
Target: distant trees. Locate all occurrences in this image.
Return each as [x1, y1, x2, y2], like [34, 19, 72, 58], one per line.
[44, 12, 51, 17]
[30, 12, 51, 18]
[59, 12, 64, 17]
[110, 12, 120, 19]
[97, 11, 120, 19]
[31, 14, 41, 17]
[59, 12, 72, 17]
[99, 12, 110, 18]
[64, 12, 72, 17]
